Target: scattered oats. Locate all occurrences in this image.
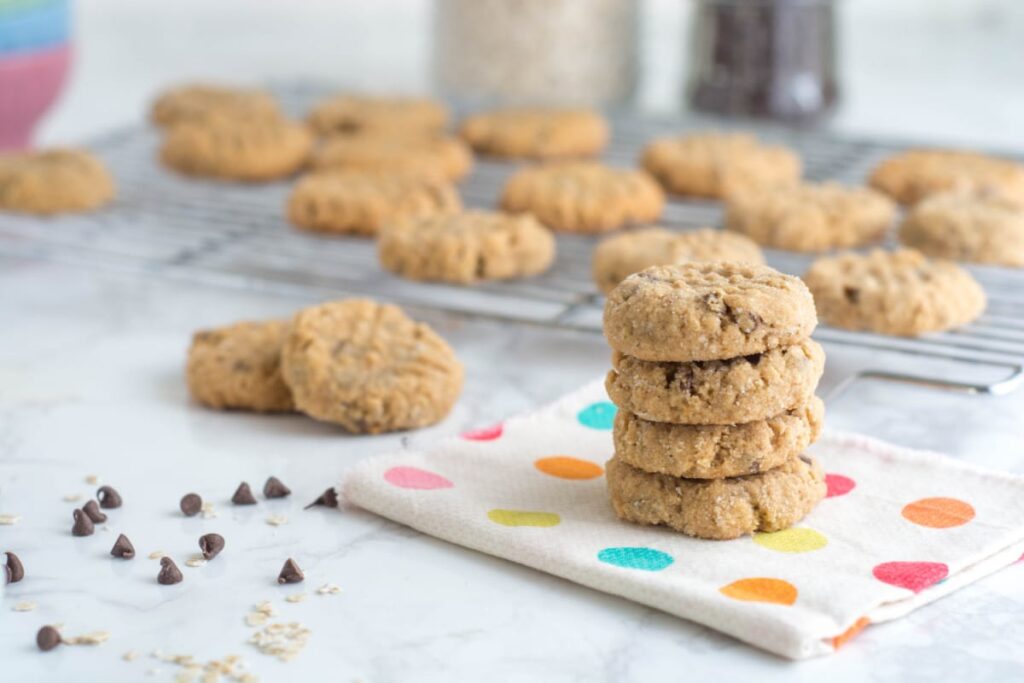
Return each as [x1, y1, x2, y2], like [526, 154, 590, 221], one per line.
[317, 583, 342, 595]
[245, 613, 268, 627]
[285, 593, 307, 603]
[13, 601, 37, 612]
[0, 514, 21, 525]
[265, 514, 288, 527]
[148, 551, 166, 560]
[245, 600, 278, 627]
[254, 601, 276, 616]
[248, 621, 311, 662]
[85, 475, 101, 485]
[63, 494, 83, 502]
[185, 555, 207, 568]
[200, 502, 218, 520]
[64, 631, 111, 646]
[123, 650, 141, 662]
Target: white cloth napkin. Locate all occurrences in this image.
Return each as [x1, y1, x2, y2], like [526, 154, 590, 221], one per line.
[342, 379, 1024, 659]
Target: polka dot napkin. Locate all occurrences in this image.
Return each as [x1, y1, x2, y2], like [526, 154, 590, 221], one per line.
[342, 379, 1024, 660]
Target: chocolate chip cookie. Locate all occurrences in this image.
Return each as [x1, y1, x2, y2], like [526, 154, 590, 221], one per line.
[150, 84, 281, 128]
[869, 149, 1024, 208]
[591, 227, 764, 294]
[0, 148, 115, 215]
[725, 182, 896, 252]
[186, 320, 294, 413]
[899, 193, 1024, 268]
[310, 133, 473, 181]
[459, 107, 609, 159]
[604, 262, 817, 362]
[606, 454, 826, 540]
[378, 210, 555, 284]
[307, 95, 448, 136]
[804, 248, 987, 336]
[287, 169, 461, 236]
[500, 162, 664, 233]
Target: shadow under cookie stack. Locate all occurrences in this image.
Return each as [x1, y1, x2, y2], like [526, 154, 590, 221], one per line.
[603, 262, 828, 540]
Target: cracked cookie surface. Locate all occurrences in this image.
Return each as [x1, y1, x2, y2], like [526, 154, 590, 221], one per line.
[0, 148, 115, 215]
[150, 84, 281, 128]
[606, 454, 826, 540]
[459, 107, 608, 160]
[307, 95, 448, 136]
[604, 262, 817, 362]
[869, 149, 1024, 208]
[899, 193, 1024, 267]
[310, 133, 473, 181]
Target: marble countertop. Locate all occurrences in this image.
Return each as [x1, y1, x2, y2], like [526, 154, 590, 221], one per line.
[3, 255, 1024, 682]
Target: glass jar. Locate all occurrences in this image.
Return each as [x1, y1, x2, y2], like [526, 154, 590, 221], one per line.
[433, 0, 638, 107]
[687, 0, 839, 123]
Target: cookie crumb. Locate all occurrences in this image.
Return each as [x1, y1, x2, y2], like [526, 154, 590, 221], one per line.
[317, 583, 342, 595]
[265, 514, 288, 527]
[0, 513, 22, 525]
[14, 601, 37, 612]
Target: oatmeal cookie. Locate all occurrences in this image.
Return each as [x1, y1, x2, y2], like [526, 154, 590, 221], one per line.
[899, 193, 1024, 267]
[150, 84, 281, 127]
[0, 148, 115, 215]
[459, 107, 608, 159]
[307, 95, 448, 136]
[869, 149, 1024, 208]
[310, 133, 472, 181]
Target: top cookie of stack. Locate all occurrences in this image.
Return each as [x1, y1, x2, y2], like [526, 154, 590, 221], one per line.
[602, 262, 827, 540]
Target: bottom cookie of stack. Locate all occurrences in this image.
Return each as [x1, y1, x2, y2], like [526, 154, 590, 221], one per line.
[605, 454, 826, 541]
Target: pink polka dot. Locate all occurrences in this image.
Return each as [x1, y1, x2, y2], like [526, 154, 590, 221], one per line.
[825, 474, 856, 498]
[461, 423, 503, 441]
[383, 466, 453, 490]
[872, 561, 948, 593]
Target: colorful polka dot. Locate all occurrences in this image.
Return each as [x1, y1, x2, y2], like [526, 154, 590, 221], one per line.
[383, 466, 453, 490]
[576, 401, 616, 430]
[825, 473, 856, 498]
[832, 617, 870, 650]
[597, 547, 674, 571]
[487, 509, 561, 527]
[902, 497, 975, 528]
[753, 528, 828, 553]
[719, 578, 798, 605]
[461, 423, 503, 441]
[872, 561, 949, 593]
[535, 456, 604, 480]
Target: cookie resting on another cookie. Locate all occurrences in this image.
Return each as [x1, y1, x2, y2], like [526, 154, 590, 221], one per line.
[150, 84, 281, 128]
[459, 107, 609, 160]
[603, 262, 818, 362]
[803, 248, 986, 336]
[899, 193, 1024, 268]
[160, 117, 312, 182]
[591, 227, 764, 294]
[725, 182, 896, 252]
[606, 454, 826, 540]
[641, 132, 801, 199]
[378, 210, 555, 284]
[500, 162, 664, 233]
[310, 133, 473, 182]
[0, 148, 115, 215]
[280, 299, 463, 434]
[307, 95, 449, 136]
[186, 320, 294, 413]
[287, 170, 461, 236]
[869, 149, 1024, 208]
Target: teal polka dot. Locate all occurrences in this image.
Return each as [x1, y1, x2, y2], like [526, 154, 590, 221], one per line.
[597, 546, 674, 571]
[577, 401, 616, 430]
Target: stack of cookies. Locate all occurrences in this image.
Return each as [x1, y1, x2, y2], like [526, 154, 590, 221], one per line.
[602, 262, 827, 540]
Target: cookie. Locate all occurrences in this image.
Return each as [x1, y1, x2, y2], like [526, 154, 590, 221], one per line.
[606, 454, 826, 540]
[280, 299, 463, 433]
[378, 210, 555, 284]
[603, 262, 817, 362]
[310, 133, 472, 181]
[725, 182, 896, 252]
[899, 193, 1024, 268]
[0, 148, 115, 215]
[605, 339, 824, 425]
[150, 84, 281, 128]
[869, 149, 1024, 208]
[641, 132, 801, 199]
[591, 227, 764, 294]
[160, 117, 312, 182]
[307, 95, 448, 136]
[500, 162, 664, 233]
[459, 107, 609, 159]
[287, 170, 461, 236]
[803, 248, 986, 336]
[186, 320, 294, 413]
[614, 397, 824, 479]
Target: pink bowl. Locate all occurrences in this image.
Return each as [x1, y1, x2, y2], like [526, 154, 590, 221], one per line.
[0, 43, 71, 151]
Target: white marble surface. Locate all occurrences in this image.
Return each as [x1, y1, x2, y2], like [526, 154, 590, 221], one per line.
[2, 257, 1024, 682]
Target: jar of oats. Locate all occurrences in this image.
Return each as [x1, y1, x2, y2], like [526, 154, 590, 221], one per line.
[433, 0, 638, 106]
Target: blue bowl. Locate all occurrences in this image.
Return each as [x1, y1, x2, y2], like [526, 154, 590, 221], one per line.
[0, 0, 70, 57]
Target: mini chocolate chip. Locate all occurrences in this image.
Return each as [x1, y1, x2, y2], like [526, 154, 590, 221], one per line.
[231, 482, 257, 506]
[198, 533, 225, 560]
[36, 625, 62, 652]
[277, 558, 304, 584]
[179, 493, 202, 517]
[263, 477, 291, 499]
[304, 487, 339, 510]
[111, 534, 135, 559]
[6, 551, 24, 583]
[97, 485, 122, 509]
[158, 557, 183, 585]
[82, 499, 107, 524]
[72, 508, 95, 537]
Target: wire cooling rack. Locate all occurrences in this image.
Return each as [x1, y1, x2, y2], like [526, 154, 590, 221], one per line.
[2, 83, 1023, 395]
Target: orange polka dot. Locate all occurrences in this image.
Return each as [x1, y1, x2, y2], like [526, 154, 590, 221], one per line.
[902, 497, 975, 528]
[534, 456, 603, 480]
[719, 578, 797, 606]
[832, 617, 870, 650]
